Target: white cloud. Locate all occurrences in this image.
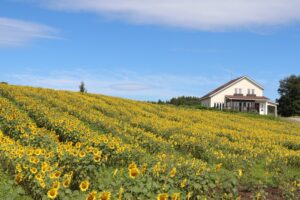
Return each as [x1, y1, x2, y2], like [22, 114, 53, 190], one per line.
[0, 17, 58, 47]
[7, 68, 222, 101]
[36, 0, 300, 30]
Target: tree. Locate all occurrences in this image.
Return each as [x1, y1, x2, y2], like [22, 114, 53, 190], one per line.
[79, 81, 87, 93]
[277, 75, 300, 116]
[166, 96, 202, 106]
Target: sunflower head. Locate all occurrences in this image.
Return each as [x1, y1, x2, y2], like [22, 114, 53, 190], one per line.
[30, 167, 38, 174]
[63, 178, 71, 188]
[215, 163, 222, 172]
[169, 167, 177, 178]
[47, 188, 58, 199]
[79, 151, 86, 158]
[129, 167, 140, 179]
[52, 181, 60, 189]
[35, 173, 43, 180]
[172, 193, 180, 200]
[93, 155, 101, 163]
[80, 180, 90, 192]
[15, 173, 23, 184]
[86, 191, 97, 200]
[157, 193, 168, 200]
[180, 179, 187, 188]
[128, 162, 137, 170]
[98, 191, 111, 200]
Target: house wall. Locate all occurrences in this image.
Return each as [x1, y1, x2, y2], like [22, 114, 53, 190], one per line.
[200, 98, 210, 107]
[259, 101, 267, 115]
[209, 78, 264, 107]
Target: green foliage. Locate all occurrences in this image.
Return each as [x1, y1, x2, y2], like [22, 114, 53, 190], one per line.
[166, 96, 202, 106]
[277, 75, 300, 117]
[0, 168, 32, 200]
[79, 82, 87, 93]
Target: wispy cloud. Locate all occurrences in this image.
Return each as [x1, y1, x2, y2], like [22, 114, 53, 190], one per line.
[31, 0, 300, 31]
[0, 17, 58, 47]
[6, 68, 223, 100]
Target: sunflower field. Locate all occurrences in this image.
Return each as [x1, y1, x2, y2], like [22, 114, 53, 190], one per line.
[0, 83, 299, 200]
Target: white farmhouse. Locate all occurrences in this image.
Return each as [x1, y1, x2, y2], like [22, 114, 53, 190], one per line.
[199, 76, 278, 116]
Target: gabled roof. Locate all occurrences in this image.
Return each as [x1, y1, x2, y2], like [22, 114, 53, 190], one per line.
[200, 76, 264, 100]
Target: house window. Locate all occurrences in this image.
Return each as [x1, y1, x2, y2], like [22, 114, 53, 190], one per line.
[239, 88, 242, 94]
[235, 88, 238, 94]
[252, 89, 255, 94]
[247, 89, 250, 94]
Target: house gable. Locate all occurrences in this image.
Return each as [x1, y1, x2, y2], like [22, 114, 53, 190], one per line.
[200, 76, 263, 100]
[210, 77, 264, 105]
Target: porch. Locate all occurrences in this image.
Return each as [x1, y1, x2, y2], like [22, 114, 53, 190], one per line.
[223, 95, 277, 116]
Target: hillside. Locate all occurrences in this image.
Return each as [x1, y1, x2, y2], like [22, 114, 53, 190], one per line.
[0, 84, 299, 199]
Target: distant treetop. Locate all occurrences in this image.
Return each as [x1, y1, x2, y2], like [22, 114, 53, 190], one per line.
[79, 81, 87, 93]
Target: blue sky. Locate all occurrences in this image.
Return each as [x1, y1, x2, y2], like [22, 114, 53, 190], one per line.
[1, 0, 300, 101]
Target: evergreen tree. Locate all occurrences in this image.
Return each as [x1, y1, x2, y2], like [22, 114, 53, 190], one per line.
[79, 81, 87, 93]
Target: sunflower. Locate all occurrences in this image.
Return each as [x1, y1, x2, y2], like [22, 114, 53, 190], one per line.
[238, 169, 243, 177]
[63, 179, 71, 188]
[86, 191, 97, 200]
[157, 193, 168, 200]
[80, 180, 90, 192]
[128, 162, 137, 170]
[79, 151, 86, 158]
[215, 163, 222, 172]
[98, 191, 111, 200]
[180, 179, 187, 188]
[50, 171, 61, 179]
[29, 156, 35, 163]
[141, 164, 147, 174]
[22, 163, 29, 169]
[15, 173, 23, 184]
[52, 181, 60, 189]
[30, 167, 38, 174]
[129, 167, 140, 179]
[172, 193, 180, 200]
[47, 188, 58, 199]
[169, 167, 177, 178]
[35, 158, 40, 164]
[35, 148, 42, 155]
[39, 179, 46, 188]
[16, 163, 22, 172]
[93, 155, 101, 162]
[35, 173, 43, 180]
[42, 165, 48, 173]
[75, 142, 81, 149]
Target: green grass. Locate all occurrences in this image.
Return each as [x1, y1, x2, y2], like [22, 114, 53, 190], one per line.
[0, 168, 32, 200]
